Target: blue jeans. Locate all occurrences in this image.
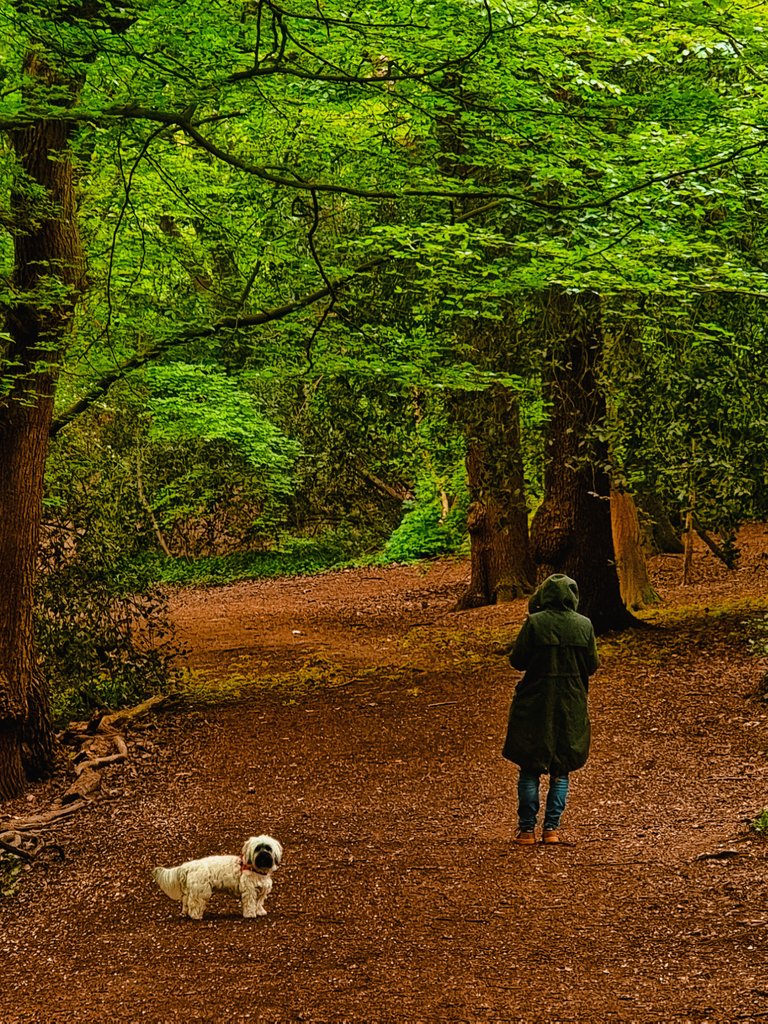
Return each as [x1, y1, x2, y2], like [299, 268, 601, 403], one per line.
[517, 770, 570, 832]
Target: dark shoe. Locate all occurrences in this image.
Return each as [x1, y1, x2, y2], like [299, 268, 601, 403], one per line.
[541, 829, 560, 844]
[514, 830, 536, 846]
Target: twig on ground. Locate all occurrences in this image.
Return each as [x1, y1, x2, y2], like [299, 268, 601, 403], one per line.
[0, 833, 36, 861]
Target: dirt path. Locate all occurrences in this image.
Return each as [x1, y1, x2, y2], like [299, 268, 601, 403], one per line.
[2, 530, 768, 1023]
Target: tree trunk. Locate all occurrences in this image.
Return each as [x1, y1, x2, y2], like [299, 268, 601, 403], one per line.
[0, 387, 56, 797]
[136, 451, 174, 557]
[455, 385, 535, 610]
[636, 490, 684, 555]
[610, 489, 660, 610]
[530, 290, 636, 634]
[23, 666, 54, 781]
[0, 52, 84, 797]
[683, 510, 695, 584]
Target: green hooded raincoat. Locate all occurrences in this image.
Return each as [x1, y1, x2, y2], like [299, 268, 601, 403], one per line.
[502, 574, 599, 775]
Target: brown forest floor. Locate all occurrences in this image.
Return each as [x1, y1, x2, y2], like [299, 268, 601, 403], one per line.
[2, 527, 768, 1024]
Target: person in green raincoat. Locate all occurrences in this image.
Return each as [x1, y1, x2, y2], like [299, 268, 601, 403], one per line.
[502, 574, 599, 845]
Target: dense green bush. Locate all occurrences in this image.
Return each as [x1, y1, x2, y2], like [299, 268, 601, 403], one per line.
[39, 436, 184, 724]
[36, 535, 182, 724]
[382, 468, 469, 562]
[133, 531, 359, 587]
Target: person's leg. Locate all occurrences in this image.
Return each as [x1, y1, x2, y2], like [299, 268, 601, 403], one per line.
[543, 773, 570, 833]
[517, 769, 541, 837]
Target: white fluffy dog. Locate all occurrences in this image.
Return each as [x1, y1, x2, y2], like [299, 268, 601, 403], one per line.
[152, 835, 282, 920]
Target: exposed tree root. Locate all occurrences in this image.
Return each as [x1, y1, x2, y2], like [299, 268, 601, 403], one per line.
[0, 695, 169, 867]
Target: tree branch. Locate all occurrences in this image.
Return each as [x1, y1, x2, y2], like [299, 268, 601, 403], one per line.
[3, 104, 766, 213]
[49, 188, 509, 439]
[49, 256, 386, 437]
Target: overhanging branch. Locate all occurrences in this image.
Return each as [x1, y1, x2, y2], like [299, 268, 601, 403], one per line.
[49, 194, 503, 438]
[3, 105, 766, 212]
[49, 256, 386, 438]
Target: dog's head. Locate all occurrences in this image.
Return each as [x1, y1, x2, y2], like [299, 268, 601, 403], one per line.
[241, 834, 283, 873]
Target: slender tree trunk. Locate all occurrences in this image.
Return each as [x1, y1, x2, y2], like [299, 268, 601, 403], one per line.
[610, 488, 660, 610]
[136, 452, 173, 557]
[0, 53, 84, 796]
[636, 490, 684, 555]
[456, 389, 535, 608]
[530, 290, 636, 634]
[683, 510, 695, 584]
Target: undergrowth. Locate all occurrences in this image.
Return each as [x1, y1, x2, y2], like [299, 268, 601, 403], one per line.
[132, 533, 359, 587]
[172, 658, 362, 707]
[381, 472, 469, 563]
[38, 527, 184, 727]
[0, 853, 24, 898]
[749, 809, 768, 837]
[130, 503, 472, 590]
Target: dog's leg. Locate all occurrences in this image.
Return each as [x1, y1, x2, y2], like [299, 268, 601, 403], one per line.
[255, 882, 269, 916]
[186, 884, 211, 920]
[241, 881, 268, 918]
[241, 893, 265, 917]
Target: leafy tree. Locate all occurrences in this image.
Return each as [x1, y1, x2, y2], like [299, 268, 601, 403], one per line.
[139, 363, 301, 554]
[606, 296, 768, 562]
[530, 290, 636, 632]
[1, 2, 93, 793]
[5, 0, 768, 800]
[0, 0, 510, 796]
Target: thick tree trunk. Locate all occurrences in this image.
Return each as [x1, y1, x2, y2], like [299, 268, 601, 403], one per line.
[610, 489, 660, 610]
[457, 402, 535, 609]
[530, 290, 636, 634]
[0, 53, 83, 797]
[0, 392, 57, 796]
[455, 386, 535, 610]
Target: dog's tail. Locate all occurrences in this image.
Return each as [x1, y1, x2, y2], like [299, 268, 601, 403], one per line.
[152, 866, 183, 901]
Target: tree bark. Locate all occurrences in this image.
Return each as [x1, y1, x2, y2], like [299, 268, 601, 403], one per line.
[456, 387, 535, 609]
[0, 52, 84, 797]
[610, 488, 660, 610]
[683, 510, 695, 585]
[636, 490, 684, 555]
[0, 368, 56, 797]
[530, 290, 636, 634]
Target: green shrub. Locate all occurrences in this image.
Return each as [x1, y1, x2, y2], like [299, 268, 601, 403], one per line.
[749, 808, 768, 837]
[38, 570, 181, 725]
[131, 530, 357, 587]
[382, 469, 469, 562]
[37, 516, 182, 726]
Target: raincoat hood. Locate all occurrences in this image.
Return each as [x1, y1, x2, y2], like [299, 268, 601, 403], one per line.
[529, 574, 579, 613]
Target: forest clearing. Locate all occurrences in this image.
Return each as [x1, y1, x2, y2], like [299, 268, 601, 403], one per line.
[1, 528, 767, 1024]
